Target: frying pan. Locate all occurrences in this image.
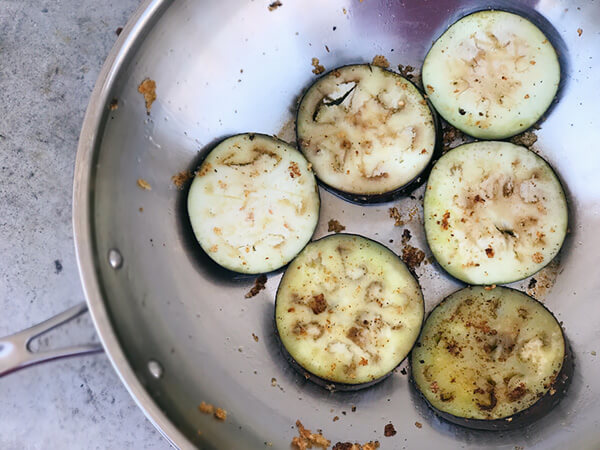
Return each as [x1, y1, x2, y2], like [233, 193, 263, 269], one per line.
[1, 0, 599, 448]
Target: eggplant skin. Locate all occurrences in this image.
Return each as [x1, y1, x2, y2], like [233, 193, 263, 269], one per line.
[410, 286, 573, 430]
[296, 64, 442, 204]
[274, 234, 425, 390]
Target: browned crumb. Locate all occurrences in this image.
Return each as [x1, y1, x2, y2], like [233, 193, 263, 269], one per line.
[309, 293, 327, 314]
[328, 219, 346, 233]
[396, 63, 414, 77]
[389, 207, 404, 226]
[532, 252, 544, 264]
[271, 377, 277, 386]
[137, 78, 157, 114]
[442, 124, 466, 152]
[401, 228, 411, 244]
[115, 27, 123, 36]
[268, 0, 282, 11]
[507, 383, 527, 402]
[198, 162, 213, 177]
[441, 211, 450, 230]
[510, 130, 538, 148]
[311, 57, 325, 75]
[109, 98, 119, 110]
[171, 170, 193, 190]
[333, 444, 360, 450]
[428, 381, 440, 396]
[528, 278, 537, 290]
[402, 245, 425, 270]
[139, 207, 144, 212]
[515, 446, 524, 450]
[577, 28, 583, 36]
[289, 161, 302, 178]
[384, 423, 397, 437]
[245, 275, 268, 298]
[214, 407, 227, 421]
[397, 63, 422, 86]
[137, 178, 152, 190]
[484, 284, 497, 290]
[252, 333, 259, 342]
[198, 401, 214, 414]
[415, 421, 423, 429]
[486, 247, 495, 258]
[351, 406, 357, 412]
[333, 416, 339, 422]
[371, 55, 390, 68]
[333, 442, 380, 450]
[292, 420, 331, 450]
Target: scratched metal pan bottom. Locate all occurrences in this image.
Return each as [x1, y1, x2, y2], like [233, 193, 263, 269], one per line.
[73, 0, 600, 448]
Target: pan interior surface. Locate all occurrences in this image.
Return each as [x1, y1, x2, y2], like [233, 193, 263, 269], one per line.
[80, 0, 600, 448]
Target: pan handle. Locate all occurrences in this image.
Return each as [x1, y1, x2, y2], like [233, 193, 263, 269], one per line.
[0, 302, 103, 377]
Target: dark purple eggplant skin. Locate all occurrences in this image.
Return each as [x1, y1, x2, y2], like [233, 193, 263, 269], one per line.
[296, 64, 443, 205]
[409, 287, 574, 431]
[273, 233, 426, 391]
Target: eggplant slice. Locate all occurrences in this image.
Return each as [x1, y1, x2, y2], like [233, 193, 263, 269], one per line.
[275, 234, 424, 389]
[411, 286, 572, 430]
[297, 64, 439, 203]
[187, 133, 320, 274]
[422, 10, 560, 139]
[424, 141, 568, 285]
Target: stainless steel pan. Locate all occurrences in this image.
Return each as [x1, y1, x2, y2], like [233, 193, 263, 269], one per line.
[1, 0, 599, 448]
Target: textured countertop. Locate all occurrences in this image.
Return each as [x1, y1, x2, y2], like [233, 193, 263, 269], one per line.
[0, 1, 168, 448]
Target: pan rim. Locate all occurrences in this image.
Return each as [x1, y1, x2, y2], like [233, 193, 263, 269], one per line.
[72, 0, 193, 448]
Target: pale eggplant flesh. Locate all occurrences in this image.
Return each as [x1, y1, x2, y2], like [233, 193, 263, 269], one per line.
[424, 141, 568, 285]
[275, 234, 424, 390]
[187, 133, 320, 274]
[422, 10, 561, 139]
[297, 64, 441, 204]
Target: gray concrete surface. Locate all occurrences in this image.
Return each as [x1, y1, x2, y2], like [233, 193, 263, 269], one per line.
[0, 1, 169, 448]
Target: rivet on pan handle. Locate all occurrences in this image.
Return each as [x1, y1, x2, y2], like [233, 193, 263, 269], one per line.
[0, 302, 103, 377]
